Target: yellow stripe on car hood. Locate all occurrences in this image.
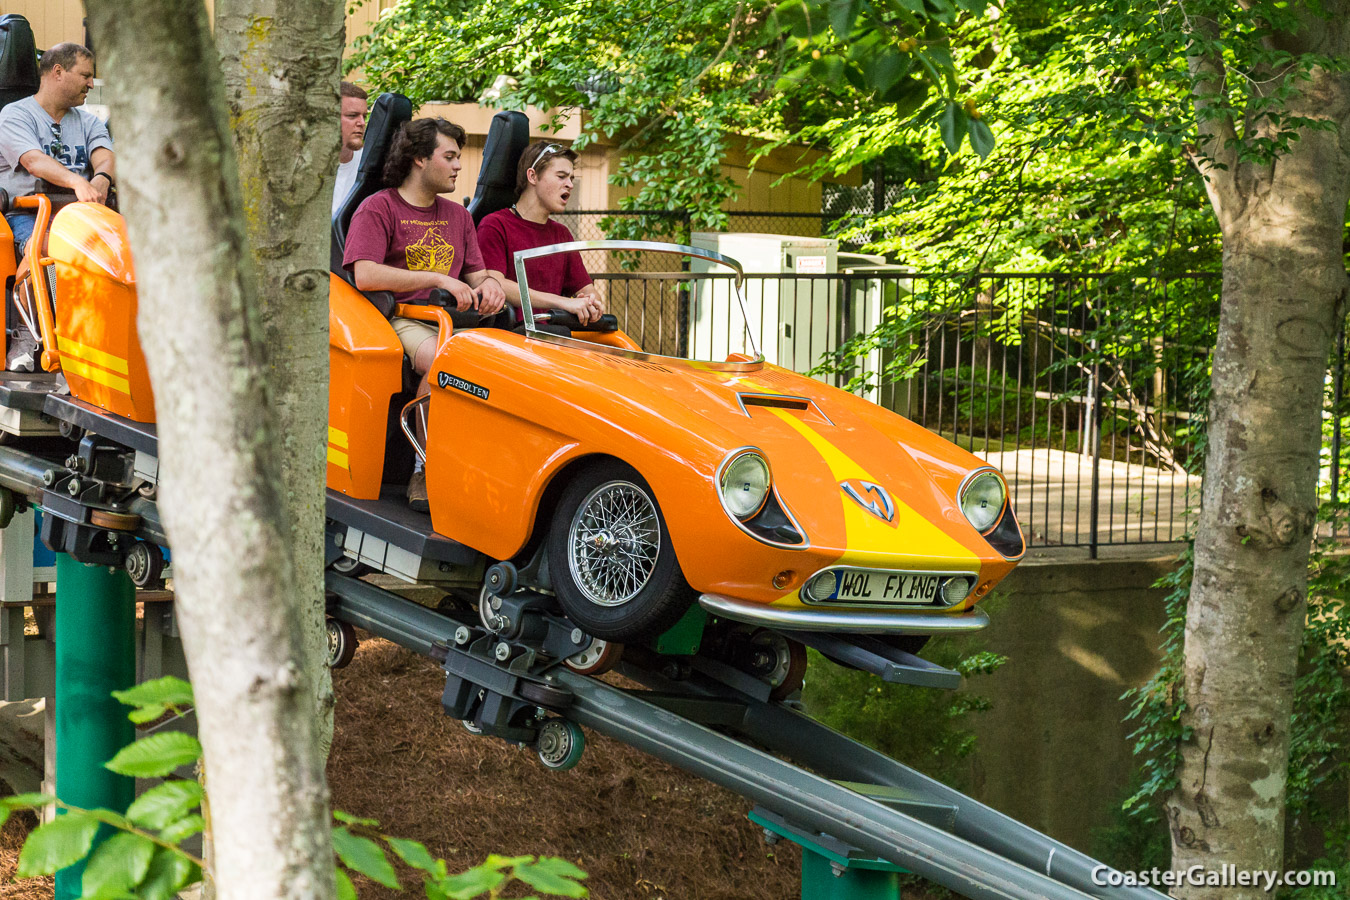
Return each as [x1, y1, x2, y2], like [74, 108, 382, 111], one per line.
[768, 407, 980, 570]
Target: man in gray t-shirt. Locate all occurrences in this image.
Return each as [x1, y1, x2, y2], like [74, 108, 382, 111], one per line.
[0, 41, 114, 255]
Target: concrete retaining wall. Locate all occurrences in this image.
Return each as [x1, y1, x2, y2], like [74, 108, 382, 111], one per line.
[956, 552, 1180, 851]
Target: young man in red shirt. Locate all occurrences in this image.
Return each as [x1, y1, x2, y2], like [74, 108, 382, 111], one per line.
[343, 117, 506, 510]
[477, 141, 605, 327]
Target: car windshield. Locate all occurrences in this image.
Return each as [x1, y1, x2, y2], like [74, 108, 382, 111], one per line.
[513, 240, 763, 370]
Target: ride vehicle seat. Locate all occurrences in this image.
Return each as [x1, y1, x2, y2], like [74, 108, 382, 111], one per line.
[0, 14, 39, 363]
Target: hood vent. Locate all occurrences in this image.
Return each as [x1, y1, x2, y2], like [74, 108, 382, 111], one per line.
[738, 393, 833, 426]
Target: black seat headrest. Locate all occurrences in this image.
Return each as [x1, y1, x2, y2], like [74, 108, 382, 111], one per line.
[0, 15, 38, 111]
[331, 91, 413, 279]
[467, 111, 530, 226]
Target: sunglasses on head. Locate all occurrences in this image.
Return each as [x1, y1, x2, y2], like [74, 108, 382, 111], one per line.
[529, 143, 565, 170]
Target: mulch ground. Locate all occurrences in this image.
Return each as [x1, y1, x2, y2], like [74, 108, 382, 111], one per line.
[0, 633, 802, 899]
[327, 634, 803, 900]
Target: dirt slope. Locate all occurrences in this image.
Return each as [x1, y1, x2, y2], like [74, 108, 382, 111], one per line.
[328, 635, 802, 899]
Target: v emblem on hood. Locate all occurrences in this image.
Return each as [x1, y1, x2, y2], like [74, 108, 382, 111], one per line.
[840, 479, 895, 523]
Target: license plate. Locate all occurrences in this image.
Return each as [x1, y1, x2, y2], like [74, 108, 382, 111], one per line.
[835, 570, 943, 604]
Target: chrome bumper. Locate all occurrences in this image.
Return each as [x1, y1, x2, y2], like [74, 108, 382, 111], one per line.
[698, 594, 990, 635]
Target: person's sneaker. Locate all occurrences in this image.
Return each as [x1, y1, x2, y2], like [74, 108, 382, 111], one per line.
[5, 331, 36, 373]
[407, 470, 430, 513]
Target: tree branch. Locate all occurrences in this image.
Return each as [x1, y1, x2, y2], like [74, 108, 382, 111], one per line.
[1180, 9, 1242, 227]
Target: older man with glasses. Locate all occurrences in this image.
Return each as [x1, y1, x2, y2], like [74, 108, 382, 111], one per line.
[477, 140, 604, 327]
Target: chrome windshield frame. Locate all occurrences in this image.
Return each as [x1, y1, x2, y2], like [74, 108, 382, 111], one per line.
[512, 239, 763, 365]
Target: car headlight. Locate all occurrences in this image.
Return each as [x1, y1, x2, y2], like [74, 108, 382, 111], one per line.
[720, 452, 771, 519]
[960, 470, 1006, 533]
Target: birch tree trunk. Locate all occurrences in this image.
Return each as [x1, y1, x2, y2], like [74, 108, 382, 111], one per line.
[215, 0, 345, 748]
[83, 3, 335, 897]
[1170, 8, 1350, 897]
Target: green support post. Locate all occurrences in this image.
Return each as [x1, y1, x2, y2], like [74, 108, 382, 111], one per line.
[750, 808, 906, 900]
[54, 554, 136, 900]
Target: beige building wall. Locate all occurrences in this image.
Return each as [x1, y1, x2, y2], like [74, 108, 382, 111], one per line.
[6, 0, 400, 59]
[4, 0, 87, 51]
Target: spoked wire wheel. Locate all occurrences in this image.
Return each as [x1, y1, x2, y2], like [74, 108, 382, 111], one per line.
[567, 480, 662, 607]
[549, 462, 695, 642]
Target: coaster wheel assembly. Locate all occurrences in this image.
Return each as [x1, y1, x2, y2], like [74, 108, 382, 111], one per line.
[326, 617, 358, 669]
[535, 718, 585, 770]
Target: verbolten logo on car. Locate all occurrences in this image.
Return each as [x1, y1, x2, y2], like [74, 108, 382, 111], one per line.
[840, 479, 895, 523]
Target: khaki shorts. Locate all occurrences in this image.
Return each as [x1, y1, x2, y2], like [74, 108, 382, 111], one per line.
[391, 317, 437, 362]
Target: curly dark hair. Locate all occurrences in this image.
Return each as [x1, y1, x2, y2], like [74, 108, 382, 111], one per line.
[384, 118, 466, 188]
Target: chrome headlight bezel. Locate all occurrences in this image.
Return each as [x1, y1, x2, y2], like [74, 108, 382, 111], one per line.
[958, 468, 1008, 534]
[718, 449, 772, 521]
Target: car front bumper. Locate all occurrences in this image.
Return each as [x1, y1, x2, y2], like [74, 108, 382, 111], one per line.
[698, 593, 990, 635]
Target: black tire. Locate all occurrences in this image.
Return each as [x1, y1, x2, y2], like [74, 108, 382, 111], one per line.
[547, 461, 695, 642]
[519, 679, 574, 710]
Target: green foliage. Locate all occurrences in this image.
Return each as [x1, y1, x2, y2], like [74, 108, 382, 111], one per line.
[802, 639, 1006, 788]
[348, 0, 998, 236]
[1119, 546, 1192, 816]
[332, 822, 590, 900]
[5, 676, 588, 899]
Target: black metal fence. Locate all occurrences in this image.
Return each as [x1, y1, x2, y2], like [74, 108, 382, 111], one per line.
[587, 267, 1350, 554]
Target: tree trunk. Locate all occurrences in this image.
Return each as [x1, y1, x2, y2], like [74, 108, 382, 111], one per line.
[83, 3, 335, 898]
[215, 0, 345, 749]
[1170, 30, 1350, 898]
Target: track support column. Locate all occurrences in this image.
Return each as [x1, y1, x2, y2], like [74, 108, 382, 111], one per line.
[54, 554, 135, 899]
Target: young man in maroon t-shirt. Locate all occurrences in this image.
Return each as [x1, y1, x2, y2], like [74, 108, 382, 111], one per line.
[343, 117, 506, 510]
[477, 141, 605, 326]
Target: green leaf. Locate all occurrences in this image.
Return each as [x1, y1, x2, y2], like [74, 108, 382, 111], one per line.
[127, 780, 203, 829]
[335, 868, 358, 900]
[332, 826, 400, 890]
[897, 0, 925, 12]
[440, 864, 506, 900]
[886, 76, 928, 116]
[387, 836, 439, 874]
[81, 831, 156, 899]
[867, 53, 910, 94]
[105, 732, 202, 778]
[333, 809, 380, 828]
[113, 677, 193, 723]
[112, 676, 193, 708]
[937, 100, 967, 154]
[2, 792, 55, 808]
[16, 812, 100, 877]
[968, 117, 995, 158]
[158, 814, 204, 844]
[514, 857, 589, 897]
[828, 0, 857, 38]
[136, 849, 200, 900]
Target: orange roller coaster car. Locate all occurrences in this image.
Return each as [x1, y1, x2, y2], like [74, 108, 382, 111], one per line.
[11, 202, 1022, 644]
